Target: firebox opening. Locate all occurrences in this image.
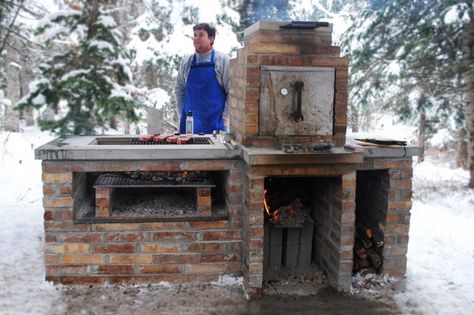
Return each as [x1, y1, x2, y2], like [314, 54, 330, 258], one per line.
[72, 171, 228, 222]
[353, 170, 389, 275]
[263, 176, 342, 294]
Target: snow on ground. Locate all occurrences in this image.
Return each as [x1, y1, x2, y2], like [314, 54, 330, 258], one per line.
[0, 129, 474, 314]
[394, 154, 474, 314]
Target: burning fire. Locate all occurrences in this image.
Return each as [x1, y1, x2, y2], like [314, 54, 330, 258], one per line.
[264, 189, 308, 226]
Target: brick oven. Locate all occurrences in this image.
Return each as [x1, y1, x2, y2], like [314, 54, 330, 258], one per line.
[36, 21, 420, 299]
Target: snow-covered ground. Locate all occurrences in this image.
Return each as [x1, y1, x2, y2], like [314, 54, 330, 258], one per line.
[0, 129, 473, 314]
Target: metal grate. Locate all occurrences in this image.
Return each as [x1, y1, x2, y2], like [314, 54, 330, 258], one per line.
[93, 172, 215, 188]
[129, 137, 212, 145]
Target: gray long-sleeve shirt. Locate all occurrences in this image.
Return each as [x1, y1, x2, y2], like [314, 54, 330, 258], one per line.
[174, 49, 230, 125]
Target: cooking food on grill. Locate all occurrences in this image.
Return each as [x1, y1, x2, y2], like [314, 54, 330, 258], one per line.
[166, 135, 179, 143]
[177, 137, 191, 144]
[155, 134, 170, 142]
[138, 134, 153, 142]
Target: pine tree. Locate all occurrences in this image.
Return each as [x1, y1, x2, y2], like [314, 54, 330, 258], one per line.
[235, 0, 294, 30]
[340, 0, 473, 163]
[15, 0, 141, 135]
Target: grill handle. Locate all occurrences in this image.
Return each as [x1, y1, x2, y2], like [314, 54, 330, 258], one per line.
[291, 81, 304, 122]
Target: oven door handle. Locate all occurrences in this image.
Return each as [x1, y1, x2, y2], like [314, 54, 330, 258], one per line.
[291, 80, 304, 122]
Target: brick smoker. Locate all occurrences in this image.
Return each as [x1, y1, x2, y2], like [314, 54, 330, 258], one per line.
[36, 21, 420, 299]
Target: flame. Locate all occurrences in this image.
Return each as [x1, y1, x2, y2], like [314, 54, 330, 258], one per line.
[264, 189, 271, 216]
[272, 209, 280, 222]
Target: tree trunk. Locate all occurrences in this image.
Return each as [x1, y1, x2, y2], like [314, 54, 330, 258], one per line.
[457, 128, 468, 168]
[351, 105, 359, 133]
[418, 111, 425, 163]
[463, 13, 474, 187]
[3, 40, 20, 131]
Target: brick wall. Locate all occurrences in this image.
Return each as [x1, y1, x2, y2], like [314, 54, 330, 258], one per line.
[310, 172, 356, 291]
[42, 160, 244, 285]
[229, 21, 348, 147]
[357, 158, 413, 276]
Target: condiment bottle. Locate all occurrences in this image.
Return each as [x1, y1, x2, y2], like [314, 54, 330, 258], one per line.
[186, 110, 193, 135]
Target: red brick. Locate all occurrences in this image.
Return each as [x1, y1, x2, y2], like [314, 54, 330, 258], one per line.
[45, 221, 89, 232]
[153, 231, 196, 241]
[342, 201, 355, 211]
[188, 221, 228, 229]
[249, 227, 263, 238]
[61, 255, 104, 264]
[201, 231, 235, 241]
[44, 211, 53, 221]
[141, 244, 180, 253]
[46, 265, 88, 275]
[200, 253, 239, 263]
[43, 197, 73, 208]
[42, 172, 72, 184]
[140, 265, 182, 274]
[311, 56, 348, 67]
[93, 244, 135, 254]
[105, 232, 145, 242]
[98, 265, 134, 274]
[184, 263, 227, 274]
[153, 254, 200, 264]
[55, 276, 105, 285]
[46, 243, 89, 254]
[196, 187, 211, 196]
[107, 276, 154, 285]
[385, 223, 409, 234]
[109, 255, 153, 264]
[66, 233, 102, 243]
[187, 242, 225, 252]
[43, 184, 55, 196]
[59, 184, 72, 195]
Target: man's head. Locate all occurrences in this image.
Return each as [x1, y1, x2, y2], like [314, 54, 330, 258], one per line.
[193, 23, 216, 54]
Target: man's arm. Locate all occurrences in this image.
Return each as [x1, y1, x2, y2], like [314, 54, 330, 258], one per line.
[174, 56, 192, 115]
[215, 52, 231, 130]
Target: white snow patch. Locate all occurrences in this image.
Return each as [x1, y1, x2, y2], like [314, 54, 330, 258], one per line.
[213, 275, 244, 287]
[60, 69, 90, 82]
[429, 128, 453, 148]
[89, 40, 115, 52]
[444, 4, 470, 25]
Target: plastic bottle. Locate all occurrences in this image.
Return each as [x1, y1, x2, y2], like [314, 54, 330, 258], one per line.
[185, 111, 193, 135]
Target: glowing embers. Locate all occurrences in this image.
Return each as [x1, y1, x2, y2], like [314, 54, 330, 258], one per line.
[263, 177, 312, 228]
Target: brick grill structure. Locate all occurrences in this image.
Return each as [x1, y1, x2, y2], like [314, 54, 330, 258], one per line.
[38, 21, 418, 299]
[42, 160, 243, 285]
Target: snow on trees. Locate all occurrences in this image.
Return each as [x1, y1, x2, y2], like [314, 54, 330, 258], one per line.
[16, 1, 141, 135]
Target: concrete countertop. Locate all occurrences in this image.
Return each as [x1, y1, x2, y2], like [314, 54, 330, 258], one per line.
[242, 146, 363, 165]
[35, 135, 242, 160]
[35, 135, 422, 163]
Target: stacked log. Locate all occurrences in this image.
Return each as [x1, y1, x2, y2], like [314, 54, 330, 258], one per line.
[353, 223, 384, 274]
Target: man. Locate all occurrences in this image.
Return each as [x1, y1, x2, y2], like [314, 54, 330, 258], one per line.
[175, 23, 230, 134]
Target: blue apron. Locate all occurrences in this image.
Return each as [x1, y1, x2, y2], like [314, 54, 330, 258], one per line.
[179, 50, 226, 134]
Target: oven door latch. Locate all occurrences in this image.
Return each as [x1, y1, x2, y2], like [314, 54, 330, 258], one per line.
[291, 80, 304, 122]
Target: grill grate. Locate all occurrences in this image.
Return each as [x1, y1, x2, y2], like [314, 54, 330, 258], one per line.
[129, 137, 212, 145]
[94, 172, 215, 188]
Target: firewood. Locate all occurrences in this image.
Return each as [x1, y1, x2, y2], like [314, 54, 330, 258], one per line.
[353, 258, 369, 271]
[366, 248, 382, 269]
[355, 246, 368, 259]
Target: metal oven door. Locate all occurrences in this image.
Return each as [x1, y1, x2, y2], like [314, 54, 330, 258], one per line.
[259, 66, 335, 136]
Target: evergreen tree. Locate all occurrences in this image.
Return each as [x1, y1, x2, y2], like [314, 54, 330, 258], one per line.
[340, 0, 473, 163]
[16, 0, 141, 135]
[235, 0, 295, 31]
